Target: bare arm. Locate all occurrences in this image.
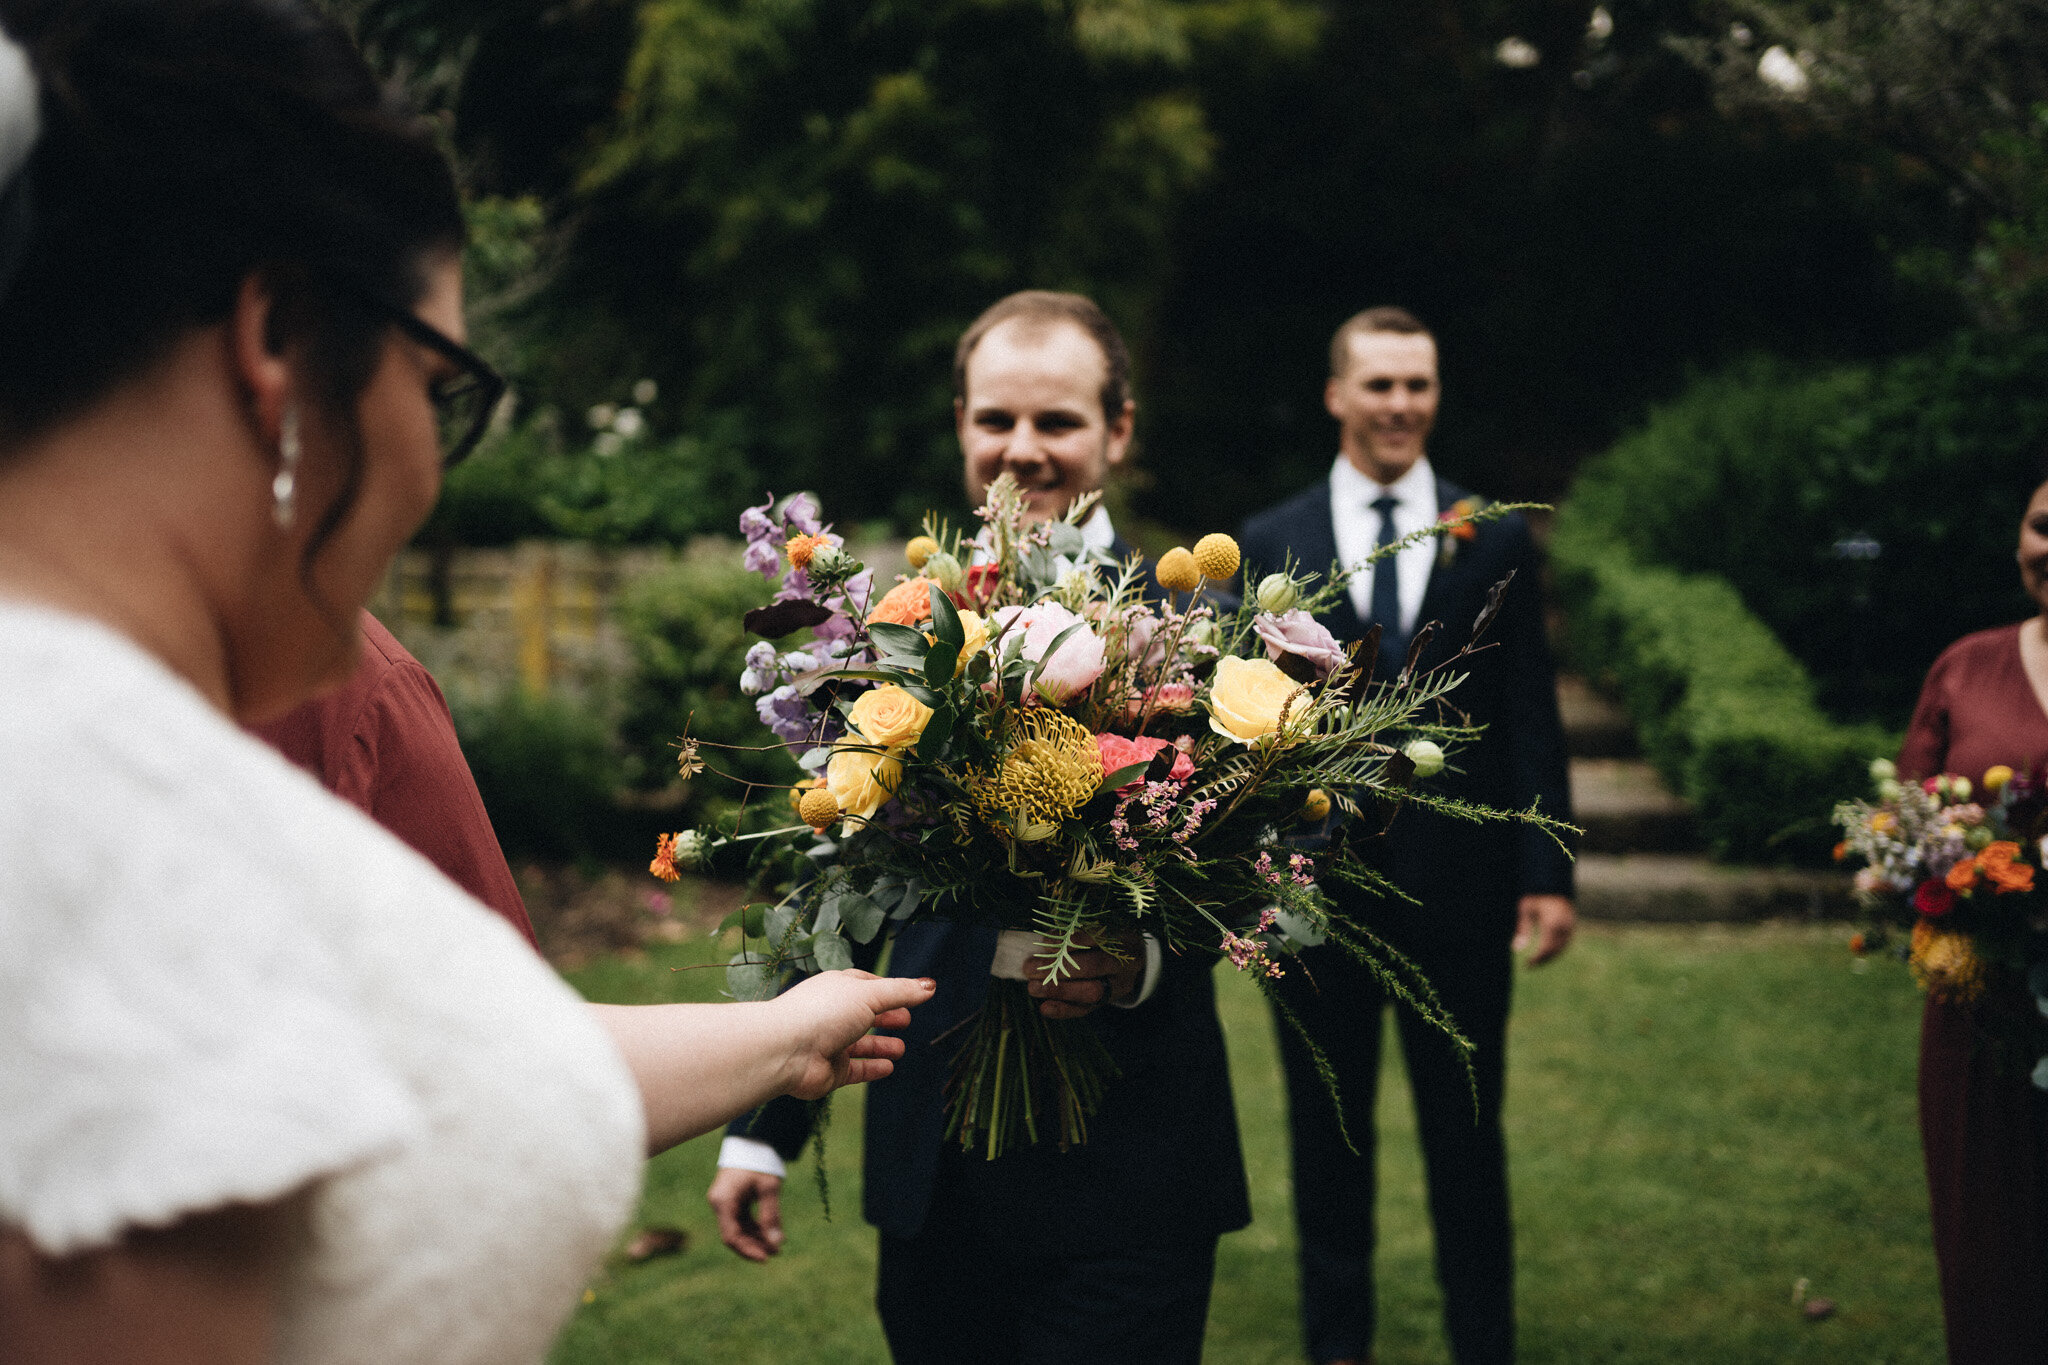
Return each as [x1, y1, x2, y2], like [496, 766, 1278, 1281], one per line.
[0, 1198, 300, 1364]
[590, 969, 934, 1155]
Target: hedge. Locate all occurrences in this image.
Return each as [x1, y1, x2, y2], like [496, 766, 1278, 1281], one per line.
[1551, 517, 1891, 863]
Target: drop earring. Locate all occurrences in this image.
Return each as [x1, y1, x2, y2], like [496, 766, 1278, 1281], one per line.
[272, 405, 300, 530]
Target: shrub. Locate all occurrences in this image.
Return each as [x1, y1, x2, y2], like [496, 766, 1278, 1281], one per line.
[1552, 523, 1890, 862]
[452, 685, 623, 863]
[1567, 332, 2048, 727]
[614, 541, 799, 828]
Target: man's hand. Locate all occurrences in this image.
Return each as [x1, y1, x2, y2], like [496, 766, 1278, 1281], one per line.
[1512, 894, 1575, 966]
[706, 1168, 785, 1263]
[774, 970, 932, 1100]
[1025, 929, 1144, 1020]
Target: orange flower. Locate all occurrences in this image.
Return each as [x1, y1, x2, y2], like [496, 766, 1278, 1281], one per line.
[1439, 499, 1479, 541]
[785, 534, 831, 569]
[1832, 841, 1848, 862]
[868, 576, 936, 627]
[1980, 841, 2035, 893]
[650, 832, 683, 883]
[1946, 858, 1981, 893]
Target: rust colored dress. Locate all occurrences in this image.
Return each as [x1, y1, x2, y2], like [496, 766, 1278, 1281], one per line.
[1898, 622, 2048, 1363]
[252, 610, 538, 950]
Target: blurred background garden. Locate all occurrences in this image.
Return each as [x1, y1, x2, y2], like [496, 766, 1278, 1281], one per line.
[323, 0, 2043, 1357]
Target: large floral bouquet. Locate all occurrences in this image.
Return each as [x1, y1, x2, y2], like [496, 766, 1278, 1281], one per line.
[1835, 758, 2048, 1082]
[654, 474, 1568, 1155]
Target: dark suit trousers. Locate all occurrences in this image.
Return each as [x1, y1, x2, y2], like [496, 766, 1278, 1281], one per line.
[875, 1146, 1219, 1364]
[1273, 928, 1514, 1365]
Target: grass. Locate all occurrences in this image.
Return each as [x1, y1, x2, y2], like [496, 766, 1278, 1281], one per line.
[551, 915, 1940, 1364]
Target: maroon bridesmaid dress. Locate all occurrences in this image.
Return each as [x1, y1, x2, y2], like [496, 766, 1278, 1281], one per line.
[1898, 623, 2048, 1362]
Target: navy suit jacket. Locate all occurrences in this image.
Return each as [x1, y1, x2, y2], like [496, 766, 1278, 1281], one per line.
[731, 536, 1251, 1246]
[1239, 473, 1574, 937]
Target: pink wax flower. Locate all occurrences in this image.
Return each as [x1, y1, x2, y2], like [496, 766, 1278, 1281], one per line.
[1096, 733, 1195, 790]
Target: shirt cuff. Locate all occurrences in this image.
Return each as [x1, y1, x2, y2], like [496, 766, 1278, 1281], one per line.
[1111, 935, 1163, 1009]
[717, 1135, 787, 1179]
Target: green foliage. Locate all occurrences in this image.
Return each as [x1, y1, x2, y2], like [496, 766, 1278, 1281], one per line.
[451, 685, 623, 862]
[424, 414, 758, 546]
[1551, 523, 1889, 862]
[1564, 332, 2048, 726]
[613, 542, 797, 818]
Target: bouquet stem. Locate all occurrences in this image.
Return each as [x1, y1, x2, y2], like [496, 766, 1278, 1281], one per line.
[942, 979, 1119, 1159]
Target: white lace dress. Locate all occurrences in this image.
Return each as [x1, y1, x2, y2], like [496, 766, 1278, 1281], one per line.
[0, 601, 644, 1364]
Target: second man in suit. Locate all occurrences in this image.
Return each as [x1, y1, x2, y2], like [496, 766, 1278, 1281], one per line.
[1239, 306, 1576, 1365]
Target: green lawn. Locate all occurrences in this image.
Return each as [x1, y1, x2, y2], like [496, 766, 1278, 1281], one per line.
[552, 918, 1941, 1364]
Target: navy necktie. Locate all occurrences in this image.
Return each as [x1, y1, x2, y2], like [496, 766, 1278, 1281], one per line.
[1370, 493, 1404, 674]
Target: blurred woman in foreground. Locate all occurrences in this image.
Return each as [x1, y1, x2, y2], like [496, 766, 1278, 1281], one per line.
[1897, 471, 2048, 1362]
[0, 3, 930, 1361]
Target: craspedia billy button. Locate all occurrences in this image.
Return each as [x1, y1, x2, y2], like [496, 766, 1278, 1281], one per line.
[1157, 547, 1200, 593]
[798, 786, 842, 829]
[905, 535, 939, 569]
[1192, 533, 1240, 581]
[1301, 788, 1331, 821]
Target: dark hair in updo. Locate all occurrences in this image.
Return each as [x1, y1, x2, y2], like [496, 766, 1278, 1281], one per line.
[0, 0, 464, 557]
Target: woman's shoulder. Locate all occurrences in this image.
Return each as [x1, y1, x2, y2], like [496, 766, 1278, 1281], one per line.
[1925, 622, 2026, 680]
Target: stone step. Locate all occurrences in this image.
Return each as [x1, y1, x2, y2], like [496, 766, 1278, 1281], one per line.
[1558, 674, 1636, 759]
[1576, 853, 1854, 922]
[1571, 758, 1700, 854]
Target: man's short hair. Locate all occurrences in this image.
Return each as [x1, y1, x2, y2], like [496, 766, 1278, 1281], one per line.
[953, 290, 1133, 421]
[1329, 306, 1434, 378]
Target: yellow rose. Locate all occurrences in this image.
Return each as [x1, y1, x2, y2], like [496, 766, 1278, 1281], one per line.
[1207, 655, 1308, 744]
[826, 744, 903, 821]
[847, 683, 933, 749]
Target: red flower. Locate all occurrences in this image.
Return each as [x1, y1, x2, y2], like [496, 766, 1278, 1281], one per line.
[1095, 733, 1194, 789]
[958, 563, 1002, 608]
[1914, 880, 1956, 917]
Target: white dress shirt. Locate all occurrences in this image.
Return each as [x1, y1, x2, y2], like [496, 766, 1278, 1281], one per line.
[1329, 454, 1439, 635]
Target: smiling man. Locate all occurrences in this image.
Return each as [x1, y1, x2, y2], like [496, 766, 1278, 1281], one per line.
[1239, 306, 1577, 1365]
[707, 291, 1249, 1365]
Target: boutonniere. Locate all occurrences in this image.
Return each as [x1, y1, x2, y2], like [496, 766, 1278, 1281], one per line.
[1436, 497, 1486, 567]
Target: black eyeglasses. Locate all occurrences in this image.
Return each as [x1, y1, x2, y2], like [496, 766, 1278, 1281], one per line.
[339, 282, 507, 468]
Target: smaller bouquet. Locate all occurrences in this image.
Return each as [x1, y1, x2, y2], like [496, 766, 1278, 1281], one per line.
[1834, 758, 2048, 1082]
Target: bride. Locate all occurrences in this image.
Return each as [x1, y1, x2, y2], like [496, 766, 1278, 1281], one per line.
[0, 3, 930, 1361]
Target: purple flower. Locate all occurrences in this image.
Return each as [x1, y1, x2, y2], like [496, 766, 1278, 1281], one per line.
[783, 492, 824, 536]
[739, 495, 778, 545]
[1253, 609, 1347, 679]
[744, 537, 782, 579]
[740, 641, 779, 695]
[756, 685, 813, 746]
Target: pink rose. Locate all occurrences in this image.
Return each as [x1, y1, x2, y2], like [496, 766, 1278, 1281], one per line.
[993, 601, 1106, 702]
[1122, 682, 1197, 722]
[1095, 733, 1196, 789]
[1252, 609, 1347, 679]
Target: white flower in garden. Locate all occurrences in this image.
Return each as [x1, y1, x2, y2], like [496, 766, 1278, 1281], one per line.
[1495, 36, 1540, 69]
[612, 407, 645, 439]
[586, 402, 617, 431]
[632, 378, 659, 405]
[1587, 7, 1612, 41]
[594, 431, 624, 457]
[1757, 45, 1810, 97]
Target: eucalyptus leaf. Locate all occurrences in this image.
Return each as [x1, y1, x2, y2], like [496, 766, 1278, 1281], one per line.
[741, 903, 768, 938]
[1271, 907, 1327, 950]
[812, 931, 855, 972]
[765, 902, 799, 943]
[840, 893, 886, 944]
[813, 897, 843, 939]
[726, 959, 778, 1001]
[893, 877, 923, 919]
[1046, 522, 1086, 557]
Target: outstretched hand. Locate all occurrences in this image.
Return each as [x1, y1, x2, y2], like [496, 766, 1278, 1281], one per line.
[776, 969, 933, 1100]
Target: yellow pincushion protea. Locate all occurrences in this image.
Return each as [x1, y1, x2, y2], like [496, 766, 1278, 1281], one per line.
[1910, 920, 1987, 1004]
[973, 709, 1104, 841]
